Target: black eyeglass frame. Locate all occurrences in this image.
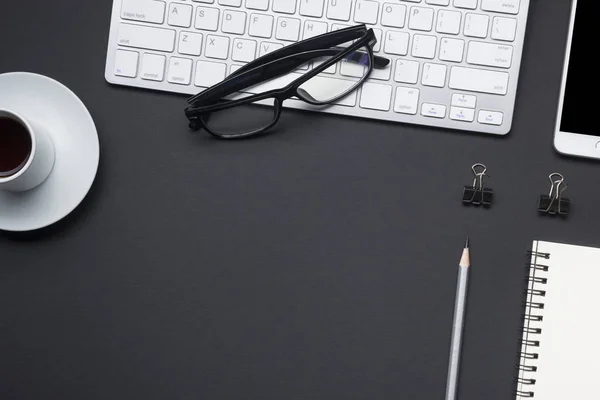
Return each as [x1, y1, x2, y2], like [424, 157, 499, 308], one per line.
[184, 25, 378, 139]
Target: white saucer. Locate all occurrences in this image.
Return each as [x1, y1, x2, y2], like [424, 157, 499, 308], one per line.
[0, 72, 99, 232]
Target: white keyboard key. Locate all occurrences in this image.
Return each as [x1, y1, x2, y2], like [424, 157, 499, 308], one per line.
[195, 61, 227, 87]
[340, 60, 366, 78]
[354, 1, 380, 25]
[195, 7, 220, 31]
[229, 64, 243, 75]
[412, 34, 437, 59]
[246, 71, 301, 93]
[117, 23, 176, 52]
[259, 41, 283, 56]
[167, 57, 193, 84]
[273, 0, 297, 14]
[439, 38, 464, 62]
[168, 3, 193, 27]
[384, 30, 409, 55]
[467, 41, 513, 68]
[492, 17, 517, 41]
[121, 0, 166, 24]
[222, 10, 247, 34]
[360, 83, 392, 111]
[449, 66, 509, 95]
[451, 93, 476, 108]
[481, 0, 520, 14]
[394, 87, 419, 114]
[141, 53, 166, 81]
[303, 20, 329, 39]
[232, 38, 257, 62]
[422, 63, 447, 87]
[276, 17, 301, 41]
[249, 14, 274, 38]
[449, 106, 475, 122]
[436, 10, 461, 34]
[313, 58, 336, 74]
[453, 0, 477, 9]
[464, 13, 489, 38]
[409, 7, 434, 31]
[205, 35, 230, 59]
[327, 0, 352, 21]
[478, 110, 504, 125]
[299, 75, 357, 106]
[370, 63, 392, 80]
[178, 31, 203, 55]
[421, 103, 446, 118]
[401, 0, 422, 2]
[220, 0, 242, 5]
[114, 50, 139, 77]
[246, 0, 269, 11]
[381, 4, 406, 28]
[394, 60, 419, 84]
[426, 0, 450, 5]
[372, 28, 383, 52]
[300, 0, 325, 17]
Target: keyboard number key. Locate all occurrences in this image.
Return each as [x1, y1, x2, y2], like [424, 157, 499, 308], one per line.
[394, 87, 419, 115]
[492, 17, 517, 41]
[141, 53, 166, 81]
[114, 50, 139, 78]
[168, 57, 193, 85]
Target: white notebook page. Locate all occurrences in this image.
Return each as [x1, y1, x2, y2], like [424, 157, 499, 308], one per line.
[517, 241, 600, 399]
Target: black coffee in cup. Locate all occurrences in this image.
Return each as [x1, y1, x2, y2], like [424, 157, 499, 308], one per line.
[0, 117, 32, 178]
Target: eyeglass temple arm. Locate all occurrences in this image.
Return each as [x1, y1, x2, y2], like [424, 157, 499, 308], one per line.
[188, 49, 389, 109]
[226, 25, 369, 79]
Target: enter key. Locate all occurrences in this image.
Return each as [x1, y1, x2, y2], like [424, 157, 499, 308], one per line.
[467, 41, 513, 69]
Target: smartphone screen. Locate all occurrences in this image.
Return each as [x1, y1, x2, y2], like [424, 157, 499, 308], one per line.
[560, 1, 597, 136]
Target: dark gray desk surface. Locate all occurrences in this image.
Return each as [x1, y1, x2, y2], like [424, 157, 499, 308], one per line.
[1, 1, 598, 399]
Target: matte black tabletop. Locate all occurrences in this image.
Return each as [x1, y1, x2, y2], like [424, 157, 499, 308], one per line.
[1, 1, 598, 399]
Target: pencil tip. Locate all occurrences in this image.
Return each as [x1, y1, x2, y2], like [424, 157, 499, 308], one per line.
[465, 237, 470, 249]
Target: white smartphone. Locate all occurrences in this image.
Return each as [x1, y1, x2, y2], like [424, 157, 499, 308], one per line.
[554, 0, 600, 159]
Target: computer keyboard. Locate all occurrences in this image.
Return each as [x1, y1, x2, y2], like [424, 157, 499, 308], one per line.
[105, 0, 530, 135]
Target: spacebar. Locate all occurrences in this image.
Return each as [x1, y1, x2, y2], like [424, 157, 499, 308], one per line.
[449, 66, 509, 95]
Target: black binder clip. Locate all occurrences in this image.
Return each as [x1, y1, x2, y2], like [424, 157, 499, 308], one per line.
[538, 173, 570, 216]
[462, 163, 493, 207]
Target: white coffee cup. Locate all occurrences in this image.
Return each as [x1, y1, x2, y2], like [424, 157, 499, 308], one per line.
[0, 108, 55, 192]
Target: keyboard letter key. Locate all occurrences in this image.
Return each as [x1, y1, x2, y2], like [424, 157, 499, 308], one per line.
[195, 7, 220, 31]
[354, 0, 380, 25]
[384, 30, 409, 56]
[276, 17, 301, 41]
[409, 6, 434, 31]
[168, 3, 193, 27]
[381, 4, 406, 28]
[327, 0, 352, 21]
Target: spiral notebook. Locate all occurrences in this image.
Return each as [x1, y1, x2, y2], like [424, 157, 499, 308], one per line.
[516, 240, 600, 399]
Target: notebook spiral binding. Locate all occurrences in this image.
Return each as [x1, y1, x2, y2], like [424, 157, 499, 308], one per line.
[514, 250, 551, 398]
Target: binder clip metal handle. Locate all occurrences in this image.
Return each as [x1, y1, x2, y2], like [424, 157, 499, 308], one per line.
[538, 173, 570, 216]
[462, 163, 493, 207]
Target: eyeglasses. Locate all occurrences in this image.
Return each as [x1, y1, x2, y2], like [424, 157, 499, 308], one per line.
[184, 24, 390, 140]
